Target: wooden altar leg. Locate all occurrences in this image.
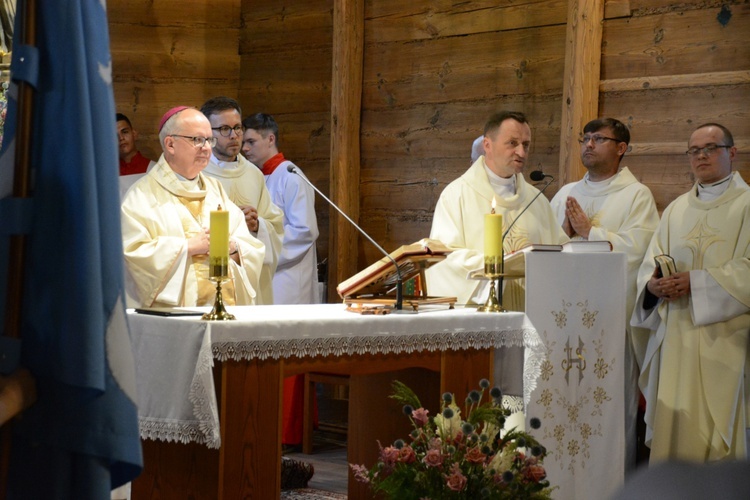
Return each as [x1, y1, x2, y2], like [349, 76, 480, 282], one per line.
[218, 358, 283, 498]
[440, 348, 494, 396]
[348, 368, 440, 500]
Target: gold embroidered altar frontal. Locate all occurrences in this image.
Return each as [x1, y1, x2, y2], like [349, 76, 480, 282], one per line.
[525, 252, 627, 500]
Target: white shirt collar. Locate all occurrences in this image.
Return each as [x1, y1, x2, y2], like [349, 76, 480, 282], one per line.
[211, 153, 239, 170]
[697, 173, 732, 201]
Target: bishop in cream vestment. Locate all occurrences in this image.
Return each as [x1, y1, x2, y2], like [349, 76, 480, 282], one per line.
[632, 171, 750, 462]
[121, 156, 265, 308]
[203, 154, 284, 305]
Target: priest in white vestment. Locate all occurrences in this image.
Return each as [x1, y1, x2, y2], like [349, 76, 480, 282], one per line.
[427, 111, 568, 420]
[242, 112, 320, 447]
[551, 117, 660, 469]
[121, 107, 265, 308]
[242, 113, 320, 306]
[427, 111, 568, 309]
[632, 123, 750, 462]
[200, 97, 284, 305]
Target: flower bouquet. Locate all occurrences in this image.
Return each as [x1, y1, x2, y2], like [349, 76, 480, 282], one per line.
[350, 379, 552, 499]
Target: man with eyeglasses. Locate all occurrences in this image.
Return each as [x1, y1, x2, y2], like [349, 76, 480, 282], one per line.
[632, 123, 750, 463]
[120, 106, 265, 308]
[551, 117, 659, 469]
[200, 97, 284, 305]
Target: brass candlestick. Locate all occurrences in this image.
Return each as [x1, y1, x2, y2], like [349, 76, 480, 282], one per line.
[202, 277, 236, 321]
[477, 254, 507, 313]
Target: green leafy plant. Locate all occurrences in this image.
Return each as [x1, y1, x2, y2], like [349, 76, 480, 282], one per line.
[350, 379, 553, 499]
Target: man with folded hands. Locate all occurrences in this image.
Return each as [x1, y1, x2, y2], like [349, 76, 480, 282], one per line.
[632, 123, 750, 463]
[551, 117, 659, 469]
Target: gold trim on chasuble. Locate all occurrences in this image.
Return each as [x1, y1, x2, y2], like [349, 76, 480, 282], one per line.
[684, 215, 724, 270]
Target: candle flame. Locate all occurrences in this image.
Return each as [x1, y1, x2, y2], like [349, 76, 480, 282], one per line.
[491, 197, 496, 214]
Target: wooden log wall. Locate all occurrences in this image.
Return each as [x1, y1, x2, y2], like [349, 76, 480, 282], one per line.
[109, 0, 242, 162]
[109, 0, 749, 301]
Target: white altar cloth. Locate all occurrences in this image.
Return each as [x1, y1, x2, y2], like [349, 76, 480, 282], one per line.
[127, 304, 543, 449]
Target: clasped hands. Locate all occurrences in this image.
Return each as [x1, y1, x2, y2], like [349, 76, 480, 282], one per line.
[647, 270, 691, 301]
[240, 205, 259, 233]
[562, 196, 592, 239]
[187, 228, 239, 260]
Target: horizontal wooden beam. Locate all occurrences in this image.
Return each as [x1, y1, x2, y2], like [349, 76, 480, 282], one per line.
[604, 0, 630, 19]
[628, 140, 750, 156]
[601, 70, 750, 92]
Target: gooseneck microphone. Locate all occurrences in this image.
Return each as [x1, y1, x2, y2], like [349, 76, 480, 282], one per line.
[287, 165, 406, 311]
[502, 170, 555, 239]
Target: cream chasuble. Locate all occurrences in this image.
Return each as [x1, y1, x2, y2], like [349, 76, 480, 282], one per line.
[632, 172, 750, 462]
[427, 157, 568, 308]
[203, 154, 284, 305]
[121, 156, 265, 308]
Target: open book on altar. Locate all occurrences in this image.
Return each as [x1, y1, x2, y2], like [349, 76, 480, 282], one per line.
[468, 240, 613, 279]
[337, 238, 457, 312]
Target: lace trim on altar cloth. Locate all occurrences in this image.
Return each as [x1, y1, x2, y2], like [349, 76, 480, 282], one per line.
[213, 328, 540, 361]
[212, 327, 545, 409]
[139, 332, 221, 449]
[139, 416, 219, 449]
[502, 395, 525, 414]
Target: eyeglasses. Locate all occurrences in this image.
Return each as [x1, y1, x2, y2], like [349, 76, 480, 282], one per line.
[170, 134, 217, 148]
[211, 125, 244, 137]
[578, 135, 621, 145]
[685, 144, 731, 157]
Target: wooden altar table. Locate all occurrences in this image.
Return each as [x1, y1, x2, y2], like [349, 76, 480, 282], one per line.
[128, 304, 542, 499]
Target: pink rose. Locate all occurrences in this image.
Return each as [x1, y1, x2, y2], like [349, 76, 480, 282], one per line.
[379, 445, 400, 467]
[422, 449, 444, 468]
[464, 446, 487, 464]
[445, 463, 467, 492]
[412, 407, 429, 426]
[397, 445, 417, 464]
[524, 464, 547, 482]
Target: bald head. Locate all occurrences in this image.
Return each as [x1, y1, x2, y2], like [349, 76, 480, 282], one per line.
[161, 108, 214, 180]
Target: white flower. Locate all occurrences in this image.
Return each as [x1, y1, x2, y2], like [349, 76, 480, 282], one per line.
[434, 402, 462, 440]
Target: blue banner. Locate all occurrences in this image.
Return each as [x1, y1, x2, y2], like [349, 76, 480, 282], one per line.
[1, 0, 142, 496]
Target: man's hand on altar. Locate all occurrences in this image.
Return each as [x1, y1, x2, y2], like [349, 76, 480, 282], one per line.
[565, 196, 592, 239]
[240, 205, 259, 233]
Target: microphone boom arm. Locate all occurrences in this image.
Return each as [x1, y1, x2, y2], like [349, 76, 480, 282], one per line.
[287, 165, 405, 310]
[502, 173, 554, 240]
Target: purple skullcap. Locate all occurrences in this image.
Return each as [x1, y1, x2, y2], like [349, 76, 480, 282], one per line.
[158, 106, 190, 132]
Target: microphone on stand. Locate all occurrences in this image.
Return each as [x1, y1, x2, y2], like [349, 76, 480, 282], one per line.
[502, 170, 555, 239]
[287, 165, 408, 312]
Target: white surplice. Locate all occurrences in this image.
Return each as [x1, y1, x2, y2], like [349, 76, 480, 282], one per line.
[264, 160, 320, 304]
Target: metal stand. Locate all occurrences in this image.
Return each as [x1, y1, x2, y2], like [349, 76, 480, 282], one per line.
[477, 255, 507, 313]
[202, 278, 235, 321]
